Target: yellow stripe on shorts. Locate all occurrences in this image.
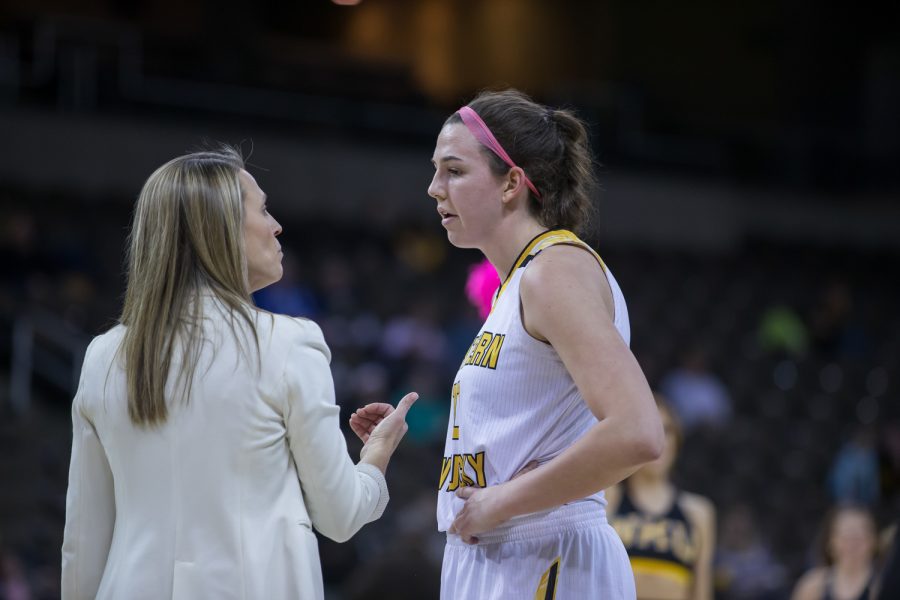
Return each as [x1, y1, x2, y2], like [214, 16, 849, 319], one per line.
[534, 556, 560, 600]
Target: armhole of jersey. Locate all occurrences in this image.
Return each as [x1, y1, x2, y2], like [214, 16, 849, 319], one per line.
[517, 240, 616, 343]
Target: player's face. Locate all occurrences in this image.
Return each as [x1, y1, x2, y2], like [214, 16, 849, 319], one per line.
[829, 509, 876, 565]
[428, 122, 507, 249]
[241, 169, 283, 293]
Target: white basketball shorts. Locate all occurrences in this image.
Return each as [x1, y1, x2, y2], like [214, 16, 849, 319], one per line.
[441, 502, 635, 599]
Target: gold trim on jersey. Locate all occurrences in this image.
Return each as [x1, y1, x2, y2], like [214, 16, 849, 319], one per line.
[491, 229, 608, 315]
[533, 557, 561, 600]
[629, 557, 693, 587]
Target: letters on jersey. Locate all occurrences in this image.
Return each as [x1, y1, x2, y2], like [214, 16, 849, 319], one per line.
[439, 328, 506, 493]
[440, 375, 488, 491]
[439, 451, 486, 491]
[461, 331, 505, 369]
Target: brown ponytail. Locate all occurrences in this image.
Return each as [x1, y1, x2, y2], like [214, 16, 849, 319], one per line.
[446, 89, 597, 234]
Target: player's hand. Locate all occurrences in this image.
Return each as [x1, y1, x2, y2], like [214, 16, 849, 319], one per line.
[447, 485, 509, 545]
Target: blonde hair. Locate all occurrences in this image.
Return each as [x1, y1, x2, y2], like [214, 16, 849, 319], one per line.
[120, 145, 259, 427]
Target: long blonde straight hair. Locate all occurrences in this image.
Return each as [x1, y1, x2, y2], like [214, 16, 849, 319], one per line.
[120, 146, 259, 427]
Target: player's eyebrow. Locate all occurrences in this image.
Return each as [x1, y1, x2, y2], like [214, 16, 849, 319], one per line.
[431, 155, 463, 166]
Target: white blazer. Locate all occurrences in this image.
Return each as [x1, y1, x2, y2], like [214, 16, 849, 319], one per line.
[61, 296, 388, 600]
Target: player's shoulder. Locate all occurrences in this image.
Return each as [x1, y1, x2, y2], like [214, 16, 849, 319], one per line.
[522, 242, 614, 323]
[529, 242, 599, 276]
[679, 491, 716, 523]
[523, 243, 602, 292]
[791, 567, 827, 600]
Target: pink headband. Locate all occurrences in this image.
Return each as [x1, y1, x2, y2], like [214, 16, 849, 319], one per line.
[457, 106, 541, 199]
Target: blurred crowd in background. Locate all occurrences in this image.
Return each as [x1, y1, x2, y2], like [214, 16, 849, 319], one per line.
[2, 0, 899, 598]
[2, 199, 898, 599]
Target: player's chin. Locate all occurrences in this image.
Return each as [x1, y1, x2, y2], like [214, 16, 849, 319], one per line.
[642, 458, 670, 477]
[446, 230, 477, 250]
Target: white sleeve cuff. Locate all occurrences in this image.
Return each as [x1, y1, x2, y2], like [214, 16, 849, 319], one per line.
[355, 462, 389, 523]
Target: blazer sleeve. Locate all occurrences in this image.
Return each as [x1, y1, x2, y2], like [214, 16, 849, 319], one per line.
[282, 320, 388, 543]
[61, 341, 116, 600]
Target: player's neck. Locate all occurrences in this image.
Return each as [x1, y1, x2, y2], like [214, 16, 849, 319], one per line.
[834, 558, 872, 580]
[630, 471, 673, 497]
[481, 218, 547, 279]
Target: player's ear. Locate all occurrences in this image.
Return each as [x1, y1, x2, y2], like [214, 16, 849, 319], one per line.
[501, 167, 527, 205]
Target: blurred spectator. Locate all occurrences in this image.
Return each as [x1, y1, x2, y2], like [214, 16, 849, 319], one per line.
[380, 296, 448, 367]
[828, 428, 881, 507]
[790, 505, 879, 600]
[392, 229, 447, 275]
[873, 521, 899, 600]
[0, 211, 52, 310]
[340, 491, 442, 599]
[393, 363, 447, 447]
[0, 208, 105, 332]
[877, 421, 900, 509]
[757, 304, 809, 358]
[808, 279, 869, 360]
[464, 258, 500, 320]
[0, 547, 32, 600]
[659, 345, 732, 433]
[317, 251, 358, 314]
[57, 271, 99, 332]
[348, 361, 391, 409]
[715, 503, 787, 600]
[443, 308, 484, 370]
[608, 394, 717, 600]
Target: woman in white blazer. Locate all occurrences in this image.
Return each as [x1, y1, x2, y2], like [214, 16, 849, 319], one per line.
[61, 146, 417, 600]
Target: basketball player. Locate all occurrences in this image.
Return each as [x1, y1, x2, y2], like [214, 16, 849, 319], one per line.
[351, 90, 663, 598]
[607, 395, 716, 600]
[790, 505, 879, 600]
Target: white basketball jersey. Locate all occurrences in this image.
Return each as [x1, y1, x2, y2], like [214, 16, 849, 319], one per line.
[437, 230, 630, 532]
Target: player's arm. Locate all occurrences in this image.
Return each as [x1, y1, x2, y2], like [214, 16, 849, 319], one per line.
[682, 493, 716, 600]
[450, 245, 664, 541]
[790, 568, 826, 600]
[604, 483, 623, 515]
